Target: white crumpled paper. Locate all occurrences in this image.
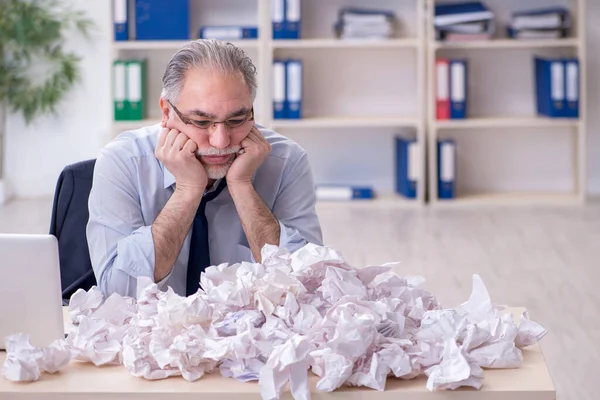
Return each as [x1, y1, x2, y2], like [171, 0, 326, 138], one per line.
[2, 333, 70, 381]
[2, 243, 547, 399]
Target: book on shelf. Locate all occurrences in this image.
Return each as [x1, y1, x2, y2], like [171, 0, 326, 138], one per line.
[535, 57, 579, 118]
[434, 2, 495, 42]
[199, 26, 258, 40]
[334, 7, 397, 40]
[437, 140, 456, 200]
[315, 185, 374, 201]
[113, 60, 147, 121]
[436, 59, 468, 120]
[434, 2, 494, 27]
[113, 0, 129, 41]
[135, 0, 190, 40]
[273, 59, 303, 120]
[272, 0, 301, 39]
[508, 7, 571, 40]
[395, 137, 419, 199]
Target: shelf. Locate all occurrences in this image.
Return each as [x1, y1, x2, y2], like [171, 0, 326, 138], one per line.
[432, 38, 580, 50]
[272, 116, 420, 129]
[316, 194, 422, 210]
[113, 40, 259, 50]
[431, 192, 583, 207]
[432, 117, 580, 130]
[271, 38, 419, 49]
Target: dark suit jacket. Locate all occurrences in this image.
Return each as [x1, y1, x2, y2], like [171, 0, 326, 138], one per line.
[49, 159, 97, 300]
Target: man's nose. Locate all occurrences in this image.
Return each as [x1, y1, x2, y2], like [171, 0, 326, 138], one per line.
[208, 124, 230, 149]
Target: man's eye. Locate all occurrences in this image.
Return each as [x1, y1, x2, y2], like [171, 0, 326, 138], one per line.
[226, 119, 245, 127]
[193, 120, 212, 129]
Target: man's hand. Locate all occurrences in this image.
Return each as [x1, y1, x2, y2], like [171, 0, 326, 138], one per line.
[226, 126, 271, 186]
[155, 127, 207, 195]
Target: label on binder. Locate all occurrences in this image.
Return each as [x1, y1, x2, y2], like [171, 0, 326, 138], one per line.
[408, 142, 419, 182]
[128, 64, 142, 102]
[550, 61, 564, 108]
[113, 62, 128, 120]
[272, 0, 285, 39]
[127, 62, 143, 120]
[287, 61, 302, 119]
[450, 62, 465, 103]
[441, 142, 455, 182]
[286, 0, 301, 39]
[115, 0, 127, 23]
[566, 62, 578, 101]
[436, 59, 450, 120]
[273, 61, 286, 119]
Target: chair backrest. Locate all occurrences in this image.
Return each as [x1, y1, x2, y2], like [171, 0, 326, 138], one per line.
[49, 159, 97, 300]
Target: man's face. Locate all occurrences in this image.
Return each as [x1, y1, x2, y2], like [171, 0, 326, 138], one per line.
[161, 67, 254, 179]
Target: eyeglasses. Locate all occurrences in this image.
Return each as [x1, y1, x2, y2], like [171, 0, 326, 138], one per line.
[167, 100, 254, 132]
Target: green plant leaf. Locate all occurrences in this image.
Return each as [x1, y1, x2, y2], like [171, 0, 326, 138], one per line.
[0, 0, 95, 124]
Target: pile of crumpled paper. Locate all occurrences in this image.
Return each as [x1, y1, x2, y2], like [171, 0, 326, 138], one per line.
[2, 243, 547, 400]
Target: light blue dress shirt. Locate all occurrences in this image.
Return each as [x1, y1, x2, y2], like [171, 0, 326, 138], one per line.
[86, 124, 323, 298]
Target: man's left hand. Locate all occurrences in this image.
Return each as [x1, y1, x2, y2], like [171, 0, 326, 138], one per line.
[226, 126, 271, 186]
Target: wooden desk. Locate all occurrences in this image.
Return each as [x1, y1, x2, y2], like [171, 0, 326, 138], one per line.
[0, 308, 555, 400]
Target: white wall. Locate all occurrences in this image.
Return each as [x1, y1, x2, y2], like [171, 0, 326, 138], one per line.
[3, 0, 600, 198]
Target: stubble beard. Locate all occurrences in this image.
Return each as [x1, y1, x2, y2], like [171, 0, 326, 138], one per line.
[195, 145, 241, 180]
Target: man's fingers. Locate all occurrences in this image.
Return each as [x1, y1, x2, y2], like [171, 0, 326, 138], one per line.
[173, 132, 189, 151]
[164, 129, 179, 148]
[182, 138, 198, 154]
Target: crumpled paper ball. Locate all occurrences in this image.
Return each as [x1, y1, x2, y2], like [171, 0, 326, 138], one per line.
[2, 243, 547, 400]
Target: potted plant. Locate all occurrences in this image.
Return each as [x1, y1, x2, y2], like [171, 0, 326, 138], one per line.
[0, 0, 93, 204]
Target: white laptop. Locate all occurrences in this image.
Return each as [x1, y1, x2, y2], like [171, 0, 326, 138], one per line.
[0, 234, 65, 350]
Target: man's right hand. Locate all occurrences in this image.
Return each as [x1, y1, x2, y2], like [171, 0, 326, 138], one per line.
[155, 127, 208, 197]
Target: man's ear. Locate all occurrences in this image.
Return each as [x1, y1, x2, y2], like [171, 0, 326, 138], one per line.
[159, 97, 170, 128]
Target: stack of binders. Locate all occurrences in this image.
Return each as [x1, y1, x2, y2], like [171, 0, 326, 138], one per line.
[113, 60, 147, 121]
[272, 0, 301, 39]
[435, 58, 468, 120]
[199, 26, 258, 41]
[395, 137, 419, 199]
[535, 57, 579, 119]
[437, 140, 456, 200]
[273, 60, 303, 120]
[434, 1, 495, 42]
[113, 0, 190, 41]
[507, 7, 570, 40]
[334, 8, 396, 40]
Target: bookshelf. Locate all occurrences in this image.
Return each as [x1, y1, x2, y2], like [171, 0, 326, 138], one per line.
[109, 0, 428, 206]
[426, 0, 587, 207]
[108, 0, 587, 207]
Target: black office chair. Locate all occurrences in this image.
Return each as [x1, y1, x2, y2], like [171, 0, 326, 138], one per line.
[49, 159, 97, 302]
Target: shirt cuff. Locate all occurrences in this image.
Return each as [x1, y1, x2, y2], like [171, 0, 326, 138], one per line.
[248, 220, 308, 264]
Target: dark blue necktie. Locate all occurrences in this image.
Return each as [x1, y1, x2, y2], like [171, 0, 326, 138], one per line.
[186, 178, 228, 296]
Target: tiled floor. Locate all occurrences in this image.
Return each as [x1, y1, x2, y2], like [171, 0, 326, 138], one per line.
[1, 198, 599, 400]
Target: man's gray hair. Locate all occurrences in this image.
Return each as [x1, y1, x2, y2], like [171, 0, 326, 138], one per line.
[161, 39, 257, 102]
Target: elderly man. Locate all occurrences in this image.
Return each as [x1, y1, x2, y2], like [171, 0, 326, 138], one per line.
[87, 39, 323, 298]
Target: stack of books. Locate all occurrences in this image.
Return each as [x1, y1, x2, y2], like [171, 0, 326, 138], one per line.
[334, 8, 396, 40]
[434, 2, 495, 42]
[507, 7, 570, 39]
